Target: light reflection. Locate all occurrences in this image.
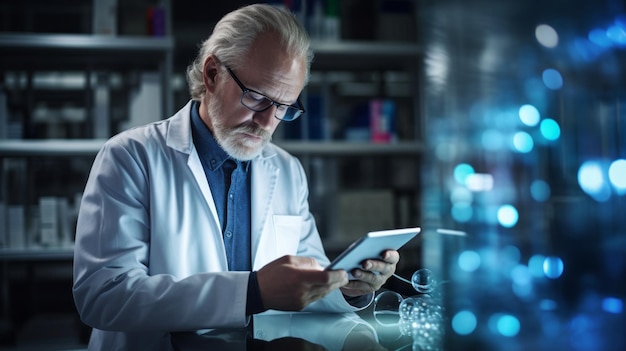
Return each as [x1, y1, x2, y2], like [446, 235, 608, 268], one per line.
[539, 118, 561, 141]
[497, 204, 519, 228]
[608, 159, 626, 191]
[481, 129, 506, 150]
[458, 250, 481, 272]
[454, 163, 475, 184]
[518, 104, 541, 126]
[543, 256, 564, 279]
[578, 161, 611, 202]
[530, 179, 551, 202]
[542, 68, 563, 90]
[601, 297, 623, 314]
[535, 24, 559, 48]
[452, 310, 477, 335]
[465, 173, 494, 191]
[512, 131, 534, 153]
[451, 203, 473, 222]
[488, 313, 521, 337]
[528, 254, 547, 278]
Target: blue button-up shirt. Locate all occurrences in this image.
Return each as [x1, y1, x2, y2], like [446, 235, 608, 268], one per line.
[190, 101, 251, 272]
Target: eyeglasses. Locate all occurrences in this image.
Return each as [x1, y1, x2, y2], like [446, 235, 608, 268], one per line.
[225, 67, 305, 122]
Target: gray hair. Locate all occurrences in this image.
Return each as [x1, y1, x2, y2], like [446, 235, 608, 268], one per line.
[186, 4, 314, 101]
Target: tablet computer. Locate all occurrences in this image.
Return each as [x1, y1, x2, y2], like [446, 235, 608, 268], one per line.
[325, 227, 421, 274]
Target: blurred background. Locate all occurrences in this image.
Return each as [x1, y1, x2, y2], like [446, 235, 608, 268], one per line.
[0, 0, 624, 350]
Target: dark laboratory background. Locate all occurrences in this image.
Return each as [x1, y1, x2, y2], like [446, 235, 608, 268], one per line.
[0, 0, 625, 350]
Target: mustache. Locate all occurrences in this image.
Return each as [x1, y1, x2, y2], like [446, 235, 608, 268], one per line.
[233, 123, 272, 141]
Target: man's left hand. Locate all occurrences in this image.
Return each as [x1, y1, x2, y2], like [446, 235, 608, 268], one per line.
[339, 250, 400, 297]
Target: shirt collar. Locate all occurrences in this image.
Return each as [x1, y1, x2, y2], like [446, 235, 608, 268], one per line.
[190, 100, 250, 172]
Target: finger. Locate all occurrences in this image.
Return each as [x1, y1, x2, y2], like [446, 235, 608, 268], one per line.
[299, 268, 348, 287]
[290, 256, 323, 270]
[361, 260, 396, 277]
[381, 250, 400, 264]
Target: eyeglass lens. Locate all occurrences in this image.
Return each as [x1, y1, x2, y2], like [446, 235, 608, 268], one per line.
[241, 91, 301, 121]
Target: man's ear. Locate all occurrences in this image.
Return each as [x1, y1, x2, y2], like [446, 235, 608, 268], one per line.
[202, 55, 220, 93]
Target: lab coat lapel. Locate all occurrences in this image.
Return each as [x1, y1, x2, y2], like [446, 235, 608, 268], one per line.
[250, 153, 279, 270]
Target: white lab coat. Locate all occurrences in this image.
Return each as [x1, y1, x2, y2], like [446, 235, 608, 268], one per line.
[73, 101, 371, 350]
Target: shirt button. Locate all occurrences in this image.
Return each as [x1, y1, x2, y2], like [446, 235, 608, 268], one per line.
[229, 193, 234, 199]
[225, 231, 232, 238]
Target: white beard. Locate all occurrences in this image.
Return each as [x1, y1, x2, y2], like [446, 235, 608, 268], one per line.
[206, 97, 272, 161]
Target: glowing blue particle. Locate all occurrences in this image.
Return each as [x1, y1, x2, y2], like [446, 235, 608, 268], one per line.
[539, 118, 561, 141]
[513, 132, 534, 153]
[497, 205, 519, 228]
[531, 180, 551, 202]
[481, 129, 505, 151]
[588, 28, 613, 47]
[490, 314, 520, 337]
[607, 23, 626, 45]
[543, 256, 564, 279]
[535, 24, 558, 48]
[542, 69, 563, 90]
[540, 299, 558, 311]
[510, 265, 533, 298]
[578, 161, 611, 202]
[602, 297, 623, 314]
[528, 254, 546, 278]
[451, 203, 473, 222]
[608, 159, 626, 191]
[454, 163, 475, 184]
[450, 186, 473, 205]
[452, 310, 477, 335]
[458, 250, 481, 272]
[540, 118, 561, 141]
[519, 104, 540, 126]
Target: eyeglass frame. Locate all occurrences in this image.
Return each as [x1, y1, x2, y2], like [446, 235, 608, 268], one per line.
[224, 66, 305, 122]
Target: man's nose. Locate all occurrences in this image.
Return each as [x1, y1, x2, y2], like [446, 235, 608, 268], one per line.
[253, 105, 277, 128]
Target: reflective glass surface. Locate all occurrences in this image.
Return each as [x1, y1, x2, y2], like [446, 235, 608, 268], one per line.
[417, 0, 626, 350]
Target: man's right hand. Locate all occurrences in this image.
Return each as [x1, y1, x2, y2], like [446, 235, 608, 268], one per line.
[256, 255, 349, 311]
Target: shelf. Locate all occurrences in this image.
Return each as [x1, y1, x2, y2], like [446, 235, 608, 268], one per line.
[0, 33, 174, 71]
[276, 141, 424, 156]
[0, 33, 174, 52]
[310, 40, 421, 70]
[311, 40, 421, 57]
[0, 140, 105, 157]
[0, 139, 424, 157]
[0, 247, 74, 261]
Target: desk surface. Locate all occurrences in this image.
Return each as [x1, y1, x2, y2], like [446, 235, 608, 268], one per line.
[171, 310, 425, 351]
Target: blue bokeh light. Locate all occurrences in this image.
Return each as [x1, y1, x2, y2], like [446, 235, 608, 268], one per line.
[540, 118, 561, 141]
[543, 256, 564, 279]
[489, 314, 521, 337]
[452, 203, 473, 222]
[454, 163, 475, 184]
[602, 297, 623, 314]
[606, 22, 626, 45]
[535, 24, 559, 48]
[529, 254, 547, 278]
[588, 28, 613, 47]
[542, 68, 563, 90]
[608, 159, 626, 191]
[452, 310, 477, 335]
[519, 104, 541, 126]
[513, 132, 534, 153]
[530, 179, 551, 202]
[497, 204, 519, 228]
[578, 161, 611, 202]
[458, 250, 481, 272]
[481, 129, 506, 151]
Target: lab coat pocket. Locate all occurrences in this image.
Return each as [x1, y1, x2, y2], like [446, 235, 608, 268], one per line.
[272, 215, 303, 256]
